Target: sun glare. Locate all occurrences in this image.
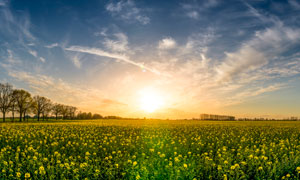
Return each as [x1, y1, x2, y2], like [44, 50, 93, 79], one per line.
[139, 88, 164, 113]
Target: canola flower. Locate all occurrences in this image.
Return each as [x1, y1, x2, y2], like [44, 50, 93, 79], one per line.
[0, 120, 300, 179]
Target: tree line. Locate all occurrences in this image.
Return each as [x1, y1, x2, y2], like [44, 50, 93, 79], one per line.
[0, 83, 102, 122]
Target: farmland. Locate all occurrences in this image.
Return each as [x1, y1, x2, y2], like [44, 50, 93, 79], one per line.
[1, 120, 300, 179]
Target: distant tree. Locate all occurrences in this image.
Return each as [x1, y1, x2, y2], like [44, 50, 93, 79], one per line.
[33, 96, 51, 121]
[13, 89, 32, 122]
[69, 106, 77, 119]
[61, 105, 69, 120]
[9, 97, 16, 122]
[0, 83, 13, 122]
[93, 113, 103, 119]
[52, 103, 63, 120]
[87, 112, 92, 119]
[78, 112, 87, 119]
[42, 100, 52, 121]
[23, 97, 34, 121]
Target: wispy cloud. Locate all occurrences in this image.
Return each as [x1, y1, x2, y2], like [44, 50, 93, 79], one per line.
[0, 0, 6, 6]
[70, 55, 81, 68]
[103, 32, 128, 52]
[289, 0, 300, 10]
[65, 45, 162, 75]
[0, 1, 35, 42]
[158, 37, 177, 50]
[39, 57, 46, 63]
[45, 43, 59, 48]
[3, 65, 126, 113]
[182, 0, 220, 20]
[106, 0, 150, 25]
[186, 11, 199, 19]
[28, 50, 38, 57]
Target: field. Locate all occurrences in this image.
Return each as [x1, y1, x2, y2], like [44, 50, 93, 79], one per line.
[1, 120, 300, 179]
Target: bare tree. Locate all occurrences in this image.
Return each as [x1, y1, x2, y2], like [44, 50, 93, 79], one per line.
[60, 105, 67, 120]
[33, 96, 51, 121]
[13, 89, 32, 122]
[42, 101, 52, 121]
[23, 98, 34, 122]
[52, 103, 63, 120]
[69, 106, 77, 119]
[9, 98, 16, 122]
[0, 83, 13, 122]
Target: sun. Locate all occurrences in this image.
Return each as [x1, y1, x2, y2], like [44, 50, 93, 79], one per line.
[139, 88, 164, 113]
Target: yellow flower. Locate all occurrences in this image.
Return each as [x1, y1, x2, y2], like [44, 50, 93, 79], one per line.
[39, 166, 46, 175]
[183, 163, 188, 168]
[25, 173, 30, 178]
[16, 172, 21, 178]
[297, 167, 300, 171]
[136, 174, 141, 180]
[258, 166, 263, 171]
[286, 174, 290, 178]
[133, 161, 137, 166]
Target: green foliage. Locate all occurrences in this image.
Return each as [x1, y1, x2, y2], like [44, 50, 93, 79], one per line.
[1, 120, 300, 179]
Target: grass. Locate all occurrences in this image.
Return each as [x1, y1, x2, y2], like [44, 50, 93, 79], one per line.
[1, 120, 300, 179]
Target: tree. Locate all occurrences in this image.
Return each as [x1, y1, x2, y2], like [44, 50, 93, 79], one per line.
[0, 83, 13, 122]
[93, 113, 103, 119]
[13, 89, 32, 122]
[52, 103, 63, 120]
[61, 105, 69, 120]
[69, 106, 77, 119]
[9, 97, 16, 122]
[23, 97, 34, 122]
[42, 101, 52, 121]
[33, 96, 51, 121]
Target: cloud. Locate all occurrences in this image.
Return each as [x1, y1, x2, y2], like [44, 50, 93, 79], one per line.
[0, 1, 35, 42]
[158, 37, 177, 50]
[5, 49, 21, 64]
[28, 50, 38, 57]
[222, 83, 285, 106]
[39, 57, 46, 63]
[216, 4, 300, 82]
[216, 46, 267, 81]
[182, 0, 219, 20]
[106, 0, 150, 25]
[0, 1, 6, 6]
[3, 67, 126, 113]
[65, 45, 162, 75]
[288, 0, 300, 10]
[28, 49, 47, 63]
[70, 55, 81, 68]
[187, 11, 199, 19]
[103, 32, 128, 52]
[45, 43, 59, 48]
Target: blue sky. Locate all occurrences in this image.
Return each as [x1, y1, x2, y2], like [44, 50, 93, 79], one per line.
[1, 0, 300, 118]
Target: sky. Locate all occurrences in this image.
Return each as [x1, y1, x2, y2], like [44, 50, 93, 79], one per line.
[0, 0, 300, 119]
